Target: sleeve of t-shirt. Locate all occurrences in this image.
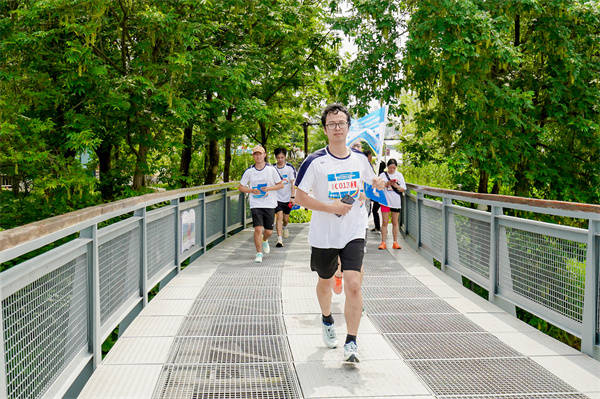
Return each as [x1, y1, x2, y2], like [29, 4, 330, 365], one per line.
[397, 172, 407, 190]
[362, 157, 376, 183]
[271, 166, 282, 183]
[295, 161, 314, 194]
[240, 169, 251, 186]
[290, 165, 297, 181]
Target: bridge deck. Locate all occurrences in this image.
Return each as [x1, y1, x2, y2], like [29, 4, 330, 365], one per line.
[79, 225, 600, 398]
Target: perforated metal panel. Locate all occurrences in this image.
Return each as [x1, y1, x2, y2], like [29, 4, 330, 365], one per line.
[179, 316, 285, 337]
[407, 196, 417, 238]
[197, 286, 281, 301]
[147, 213, 176, 279]
[153, 363, 302, 399]
[188, 299, 282, 316]
[194, 203, 204, 248]
[499, 226, 586, 323]
[206, 200, 225, 239]
[207, 274, 281, 287]
[227, 194, 242, 227]
[361, 286, 437, 298]
[385, 332, 520, 360]
[437, 395, 589, 399]
[362, 275, 423, 287]
[364, 298, 459, 314]
[2, 254, 88, 399]
[409, 358, 577, 396]
[448, 212, 491, 279]
[167, 336, 292, 364]
[421, 204, 443, 258]
[98, 227, 141, 324]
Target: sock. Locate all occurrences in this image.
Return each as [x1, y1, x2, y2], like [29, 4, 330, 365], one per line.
[278, 235, 282, 241]
[345, 334, 357, 345]
[322, 314, 334, 326]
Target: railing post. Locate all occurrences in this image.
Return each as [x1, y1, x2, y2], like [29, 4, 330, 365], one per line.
[202, 193, 207, 254]
[416, 191, 423, 247]
[488, 206, 502, 303]
[80, 225, 101, 369]
[401, 193, 407, 235]
[242, 192, 247, 229]
[134, 207, 148, 307]
[171, 198, 181, 271]
[0, 287, 8, 397]
[223, 188, 228, 238]
[582, 219, 599, 356]
[441, 197, 451, 271]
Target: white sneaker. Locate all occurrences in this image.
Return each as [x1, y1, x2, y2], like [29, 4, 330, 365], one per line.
[283, 228, 289, 239]
[322, 323, 338, 348]
[262, 240, 270, 254]
[255, 253, 263, 263]
[276, 237, 283, 248]
[343, 341, 360, 363]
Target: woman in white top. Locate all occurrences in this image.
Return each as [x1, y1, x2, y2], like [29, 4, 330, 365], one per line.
[378, 158, 406, 250]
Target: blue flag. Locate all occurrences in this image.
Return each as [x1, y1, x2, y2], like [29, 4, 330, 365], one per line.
[364, 182, 388, 206]
[347, 107, 387, 157]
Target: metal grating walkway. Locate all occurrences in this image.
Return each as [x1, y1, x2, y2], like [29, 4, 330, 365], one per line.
[80, 224, 600, 399]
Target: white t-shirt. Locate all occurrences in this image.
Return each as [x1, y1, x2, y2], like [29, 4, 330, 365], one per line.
[296, 147, 376, 249]
[275, 163, 296, 202]
[379, 170, 406, 209]
[240, 164, 282, 209]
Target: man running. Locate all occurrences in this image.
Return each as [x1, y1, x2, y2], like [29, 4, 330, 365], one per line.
[294, 103, 385, 363]
[273, 147, 296, 247]
[238, 145, 284, 263]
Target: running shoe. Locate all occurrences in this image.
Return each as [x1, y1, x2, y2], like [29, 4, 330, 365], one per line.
[343, 341, 360, 363]
[283, 228, 289, 238]
[378, 242, 387, 250]
[392, 241, 402, 249]
[262, 240, 270, 254]
[333, 273, 343, 295]
[255, 253, 263, 263]
[322, 323, 338, 348]
[276, 237, 283, 248]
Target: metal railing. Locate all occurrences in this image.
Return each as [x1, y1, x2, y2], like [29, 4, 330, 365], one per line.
[402, 184, 600, 359]
[0, 182, 251, 399]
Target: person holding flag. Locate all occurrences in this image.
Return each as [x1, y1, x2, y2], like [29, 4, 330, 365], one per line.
[294, 103, 385, 364]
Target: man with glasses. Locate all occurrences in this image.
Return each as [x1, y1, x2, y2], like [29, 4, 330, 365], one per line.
[294, 103, 385, 363]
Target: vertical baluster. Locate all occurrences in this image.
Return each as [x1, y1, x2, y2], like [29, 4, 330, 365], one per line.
[488, 206, 502, 303]
[80, 225, 101, 369]
[223, 188, 228, 238]
[416, 191, 423, 248]
[0, 286, 8, 397]
[202, 192, 207, 254]
[441, 197, 451, 271]
[134, 207, 148, 307]
[582, 219, 599, 356]
[172, 198, 181, 272]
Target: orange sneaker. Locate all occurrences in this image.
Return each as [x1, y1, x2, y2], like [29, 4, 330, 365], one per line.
[392, 242, 402, 249]
[378, 242, 387, 250]
[333, 273, 343, 294]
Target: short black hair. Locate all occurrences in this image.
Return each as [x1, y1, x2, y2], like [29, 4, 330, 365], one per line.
[363, 148, 372, 156]
[274, 147, 287, 156]
[387, 158, 398, 166]
[321, 103, 351, 127]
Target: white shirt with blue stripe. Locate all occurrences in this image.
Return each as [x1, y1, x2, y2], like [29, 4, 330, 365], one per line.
[295, 146, 376, 249]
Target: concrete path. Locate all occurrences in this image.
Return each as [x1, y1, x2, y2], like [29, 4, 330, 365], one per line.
[79, 224, 600, 398]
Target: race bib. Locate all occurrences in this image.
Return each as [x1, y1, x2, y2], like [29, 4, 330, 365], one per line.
[281, 174, 289, 185]
[327, 171, 361, 199]
[252, 183, 268, 198]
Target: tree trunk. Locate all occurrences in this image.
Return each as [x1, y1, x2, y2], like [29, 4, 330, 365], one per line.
[259, 121, 268, 153]
[224, 137, 232, 182]
[96, 140, 113, 200]
[179, 124, 193, 187]
[223, 107, 235, 182]
[477, 169, 489, 194]
[302, 122, 309, 158]
[205, 139, 219, 184]
[132, 142, 148, 190]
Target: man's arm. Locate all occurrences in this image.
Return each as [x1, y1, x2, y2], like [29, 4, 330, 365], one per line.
[238, 184, 260, 195]
[264, 180, 284, 192]
[295, 188, 352, 216]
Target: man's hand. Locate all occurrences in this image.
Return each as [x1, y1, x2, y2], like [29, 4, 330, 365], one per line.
[251, 188, 262, 195]
[330, 199, 353, 216]
[358, 192, 367, 207]
[372, 177, 386, 191]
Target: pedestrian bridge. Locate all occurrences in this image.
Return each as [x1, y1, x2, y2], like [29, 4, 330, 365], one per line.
[0, 183, 599, 398]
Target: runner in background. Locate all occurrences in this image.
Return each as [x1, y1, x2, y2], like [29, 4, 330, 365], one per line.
[238, 145, 284, 263]
[273, 148, 296, 247]
[378, 158, 406, 250]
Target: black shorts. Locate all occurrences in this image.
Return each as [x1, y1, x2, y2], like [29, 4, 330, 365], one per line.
[251, 208, 275, 230]
[310, 239, 365, 279]
[275, 201, 292, 215]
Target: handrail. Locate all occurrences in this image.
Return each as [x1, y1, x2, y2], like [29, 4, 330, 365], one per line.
[0, 182, 239, 259]
[407, 183, 600, 218]
[402, 185, 600, 360]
